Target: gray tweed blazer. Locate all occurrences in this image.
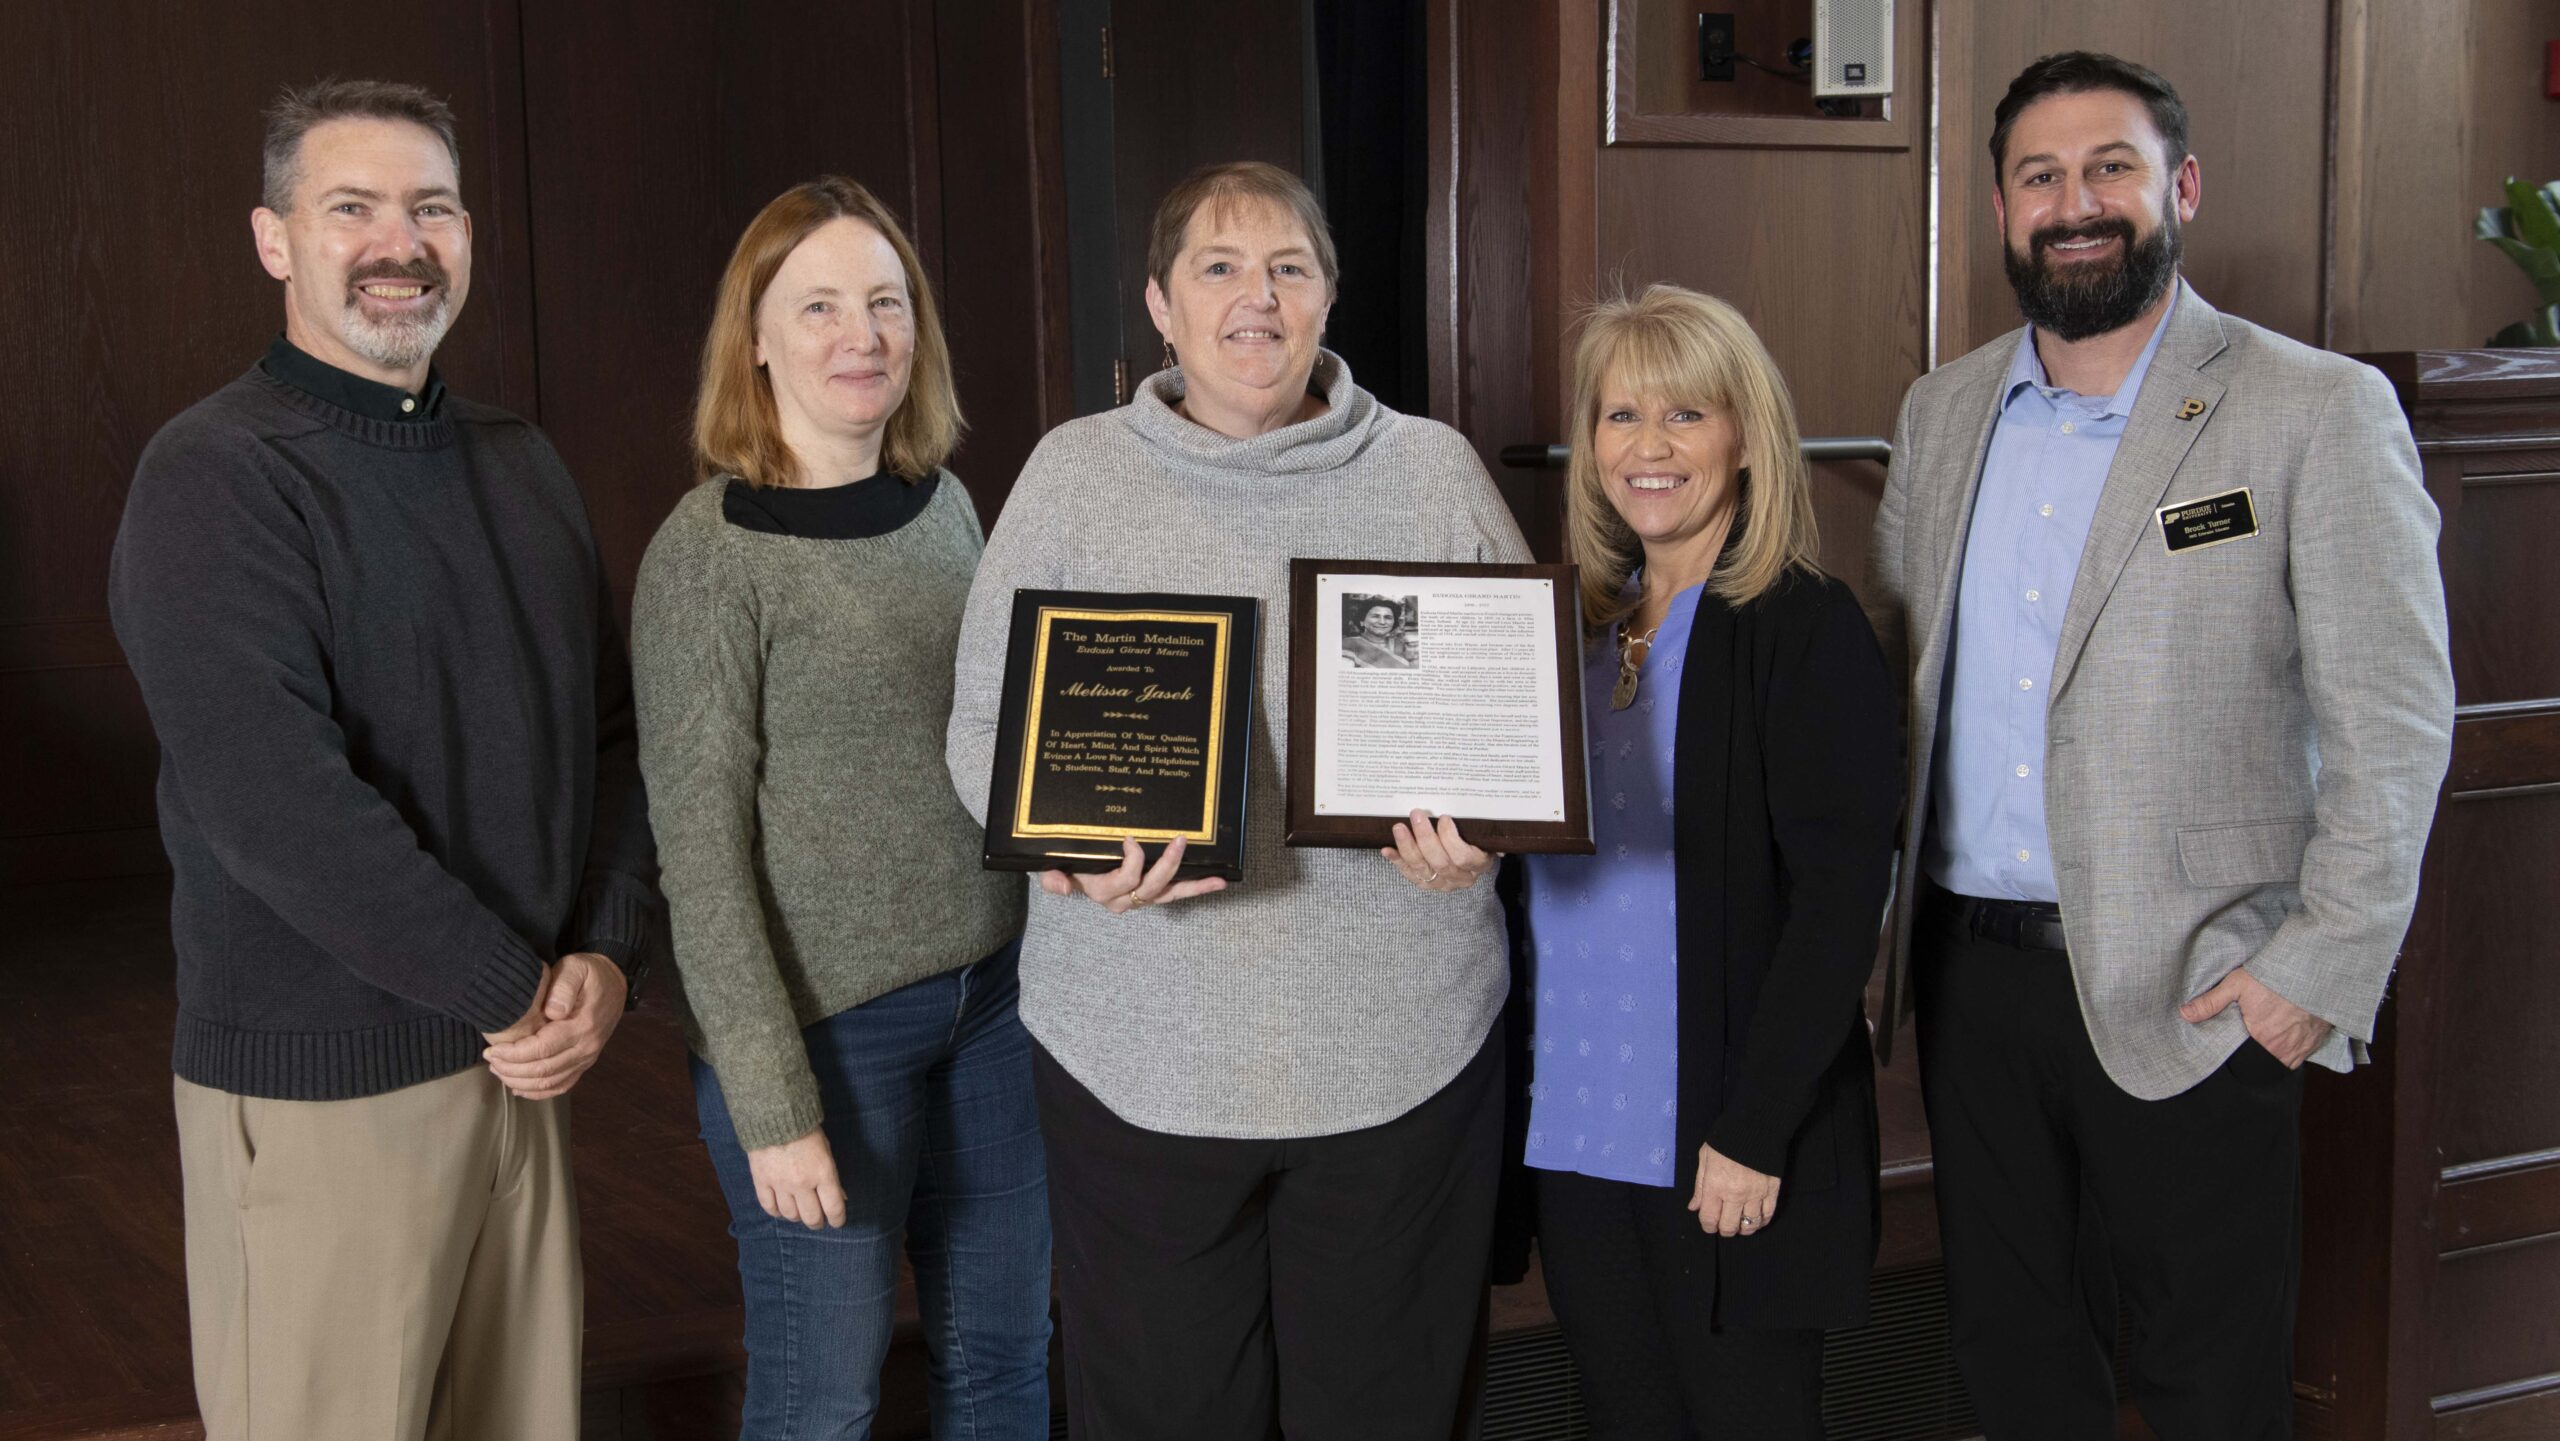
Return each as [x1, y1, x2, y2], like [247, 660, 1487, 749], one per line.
[1866, 281, 2453, 1100]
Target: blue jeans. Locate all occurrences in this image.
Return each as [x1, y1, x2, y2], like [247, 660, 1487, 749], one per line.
[694, 942, 1052, 1440]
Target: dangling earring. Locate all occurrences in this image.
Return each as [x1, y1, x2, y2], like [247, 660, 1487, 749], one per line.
[1161, 341, 1177, 371]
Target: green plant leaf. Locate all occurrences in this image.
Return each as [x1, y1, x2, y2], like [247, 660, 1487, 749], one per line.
[2543, 179, 2560, 217]
[2484, 235, 2560, 304]
[2504, 176, 2560, 253]
[2479, 204, 2516, 240]
[2495, 305, 2560, 347]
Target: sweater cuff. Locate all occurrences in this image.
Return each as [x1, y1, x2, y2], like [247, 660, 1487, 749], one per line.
[721, 1060, 828, 1153]
[566, 876, 652, 973]
[452, 928, 549, 1035]
[1704, 1096, 1798, 1182]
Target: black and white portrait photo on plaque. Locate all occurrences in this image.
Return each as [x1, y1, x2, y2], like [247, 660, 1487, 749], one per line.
[1288, 560, 1591, 854]
[1340, 593, 1421, 670]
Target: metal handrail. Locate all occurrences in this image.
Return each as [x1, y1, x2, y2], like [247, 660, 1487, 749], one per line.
[1497, 436, 1892, 470]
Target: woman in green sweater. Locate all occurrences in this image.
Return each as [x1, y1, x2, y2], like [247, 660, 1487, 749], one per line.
[630, 178, 1041, 1440]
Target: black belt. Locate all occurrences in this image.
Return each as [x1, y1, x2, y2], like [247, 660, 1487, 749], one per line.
[1930, 886, 2070, 955]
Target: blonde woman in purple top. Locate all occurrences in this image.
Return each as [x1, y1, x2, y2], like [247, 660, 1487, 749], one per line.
[1521, 285, 1899, 1437]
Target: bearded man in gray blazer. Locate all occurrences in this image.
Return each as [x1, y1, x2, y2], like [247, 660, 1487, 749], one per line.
[1867, 52, 2452, 1439]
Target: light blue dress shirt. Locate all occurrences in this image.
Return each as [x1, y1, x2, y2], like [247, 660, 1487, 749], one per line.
[1520, 580, 1700, 1187]
[1926, 311, 2171, 902]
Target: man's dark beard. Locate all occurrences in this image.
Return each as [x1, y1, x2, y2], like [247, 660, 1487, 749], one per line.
[2002, 213, 2179, 343]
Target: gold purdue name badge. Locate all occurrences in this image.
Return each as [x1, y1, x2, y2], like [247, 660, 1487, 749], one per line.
[2157, 488, 2258, 553]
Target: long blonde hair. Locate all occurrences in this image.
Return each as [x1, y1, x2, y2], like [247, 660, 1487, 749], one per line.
[1564, 284, 1821, 632]
[694, 177, 962, 487]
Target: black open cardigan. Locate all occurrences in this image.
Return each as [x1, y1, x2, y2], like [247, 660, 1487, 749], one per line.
[1508, 566, 1900, 1332]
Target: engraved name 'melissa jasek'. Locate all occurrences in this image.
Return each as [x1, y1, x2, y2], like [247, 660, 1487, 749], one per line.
[1015, 608, 1230, 843]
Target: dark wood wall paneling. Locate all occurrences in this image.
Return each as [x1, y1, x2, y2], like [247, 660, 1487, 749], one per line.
[519, 0, 1067, 580]
[517, 0, 741, 599]
[1935, 0, 2334, 356]
[0, 0, 539, 886]
[936, 0, 1078, 520]
[0, 2, 1068, 886]
[1098, 0, 1307, 397]
[1428, 0, 1564, 552]
[2299, 351, 2560, 1440]
[1591, 15, 1928, 588]
[2333, 0, 2560, 354]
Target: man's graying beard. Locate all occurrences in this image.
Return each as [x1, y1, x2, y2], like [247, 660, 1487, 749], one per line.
[340, 256, 453, 371]
[2002, 209, 2180, 343]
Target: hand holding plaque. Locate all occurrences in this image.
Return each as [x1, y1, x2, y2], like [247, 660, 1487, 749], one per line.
[1037, 835, 1228, 912]
[1379, 808, 1501, 891]
[981, 590, 1260, 882]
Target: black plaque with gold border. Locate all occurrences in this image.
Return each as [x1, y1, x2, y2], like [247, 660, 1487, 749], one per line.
[1283, 559, 1594, 854]
[981, 589, 1259, 881]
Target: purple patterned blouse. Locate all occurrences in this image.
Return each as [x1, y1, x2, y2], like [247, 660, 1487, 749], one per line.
[1519, 580, 1702, 1187]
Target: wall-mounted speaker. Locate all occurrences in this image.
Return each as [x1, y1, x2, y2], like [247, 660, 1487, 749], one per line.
[1812, 0, 1893, 99]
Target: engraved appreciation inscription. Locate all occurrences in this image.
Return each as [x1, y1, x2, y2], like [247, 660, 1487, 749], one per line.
[982, 589, 1260, 881]
[1018, 609, 1229, 841]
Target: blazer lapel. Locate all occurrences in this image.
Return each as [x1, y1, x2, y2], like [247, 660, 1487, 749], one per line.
[2049, 285, 2231, 700]
[1879, 348, 2011, 1060]
[1912, 348, 2015, 717]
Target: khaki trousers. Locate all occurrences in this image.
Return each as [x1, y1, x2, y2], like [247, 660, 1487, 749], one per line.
[174, 1066, 581, 1440]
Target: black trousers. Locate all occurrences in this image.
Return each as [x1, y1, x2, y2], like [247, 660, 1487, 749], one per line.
[1534, 1169, 1825, 1440]
[1032, 1025, 1504, 1441]
[1915, 890, 2305, 1441]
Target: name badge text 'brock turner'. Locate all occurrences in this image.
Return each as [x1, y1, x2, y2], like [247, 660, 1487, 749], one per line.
[2156, 487, 2258, 554]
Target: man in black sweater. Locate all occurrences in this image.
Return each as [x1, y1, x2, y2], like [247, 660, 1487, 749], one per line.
[107, 79, 655, 1441]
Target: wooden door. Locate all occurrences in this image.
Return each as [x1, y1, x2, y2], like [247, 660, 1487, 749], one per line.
[1058, 0, 1306, 411]
[2294, 349, 2560, 1440]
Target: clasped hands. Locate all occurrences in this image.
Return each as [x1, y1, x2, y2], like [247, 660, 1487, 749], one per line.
[480, 951, 627, 1099]
[1037, 809, 1495, 913]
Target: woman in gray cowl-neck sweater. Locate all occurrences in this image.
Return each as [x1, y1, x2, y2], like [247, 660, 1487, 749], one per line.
[947, 162, 1530, 1441]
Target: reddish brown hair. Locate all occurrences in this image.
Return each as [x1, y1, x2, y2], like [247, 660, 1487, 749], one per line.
[694, 176, 961, 487]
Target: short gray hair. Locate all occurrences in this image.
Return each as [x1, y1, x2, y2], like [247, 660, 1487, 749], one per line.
[261, 78, 460, 213]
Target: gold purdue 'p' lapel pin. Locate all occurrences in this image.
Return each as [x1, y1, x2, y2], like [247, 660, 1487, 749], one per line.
[2175, 397, 2207, 421]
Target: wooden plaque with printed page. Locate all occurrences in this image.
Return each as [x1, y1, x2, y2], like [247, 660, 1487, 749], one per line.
[1284, 559, 1593, 854]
